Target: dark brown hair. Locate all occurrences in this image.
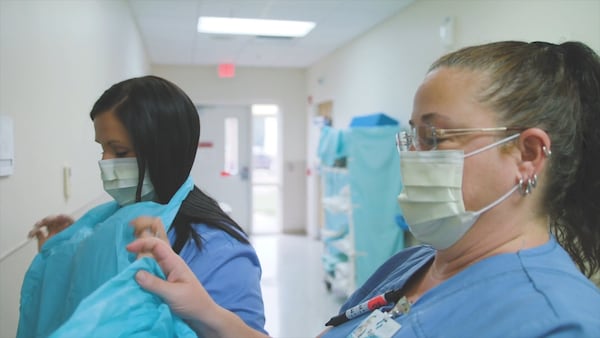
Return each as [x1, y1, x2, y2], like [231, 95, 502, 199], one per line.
[431, 41, 600, 277]
[90, 75, 249, 253]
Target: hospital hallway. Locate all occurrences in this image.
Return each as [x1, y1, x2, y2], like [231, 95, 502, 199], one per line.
[251, 234, 346, 338]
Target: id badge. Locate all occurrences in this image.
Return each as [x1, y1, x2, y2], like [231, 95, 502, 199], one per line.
[348, 309, 401, 338]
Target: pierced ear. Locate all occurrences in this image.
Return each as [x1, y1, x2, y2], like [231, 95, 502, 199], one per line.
[517, 128, 551, 176]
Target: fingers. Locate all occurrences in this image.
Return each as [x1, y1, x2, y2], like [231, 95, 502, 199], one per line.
[29, 217, 50, 238]
[128, 237, 224, 330]
[32, 228, 49, 251]
[130, 216, 168, 241]
[29, 214, 75, 252]
[126, 237, 185, 277]
[29, 214, 74, 238]
[37, 214, 75, 230]
[135, 270, 172, 298]
[28, 225, 47, 239]
[127, 236, 164, 261]
[48, 214, 75, 226]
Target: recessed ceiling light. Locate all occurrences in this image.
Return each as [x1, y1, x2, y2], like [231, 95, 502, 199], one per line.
[197, 16, 315, 38]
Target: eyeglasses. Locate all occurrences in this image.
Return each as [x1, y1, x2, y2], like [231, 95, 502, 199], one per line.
[396, 125, 524, 151]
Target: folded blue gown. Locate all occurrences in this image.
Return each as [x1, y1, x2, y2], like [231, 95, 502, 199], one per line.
[17, 177, 197, 338]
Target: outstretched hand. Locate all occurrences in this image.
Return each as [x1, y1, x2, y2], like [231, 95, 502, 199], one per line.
[28, 214, 75, 251]
[126, 237, 212, 321]
[126, 237, 269, 338]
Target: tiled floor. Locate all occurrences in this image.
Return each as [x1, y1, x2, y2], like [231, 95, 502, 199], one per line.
[251, 234, 346, 338]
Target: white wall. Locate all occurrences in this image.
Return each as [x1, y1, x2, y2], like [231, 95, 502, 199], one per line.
[0, 0, 149, 336]
[151, 65, 308, 233]
[307, 0, 600, 128]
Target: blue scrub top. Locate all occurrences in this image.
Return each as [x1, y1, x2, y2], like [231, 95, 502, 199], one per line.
[172, 223, 266, 333]
[322, 236, 600, 338]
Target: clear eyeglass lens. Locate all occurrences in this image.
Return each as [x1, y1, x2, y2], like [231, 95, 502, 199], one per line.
[414, 125, 437, 151]
[411, 127, 419, 150]
[398, 126, 438, 151]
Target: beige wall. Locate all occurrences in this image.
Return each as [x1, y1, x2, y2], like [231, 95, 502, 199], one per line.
[307, 0, 600, 128]
[0, 0, 149, 336]
[152, 65, 308, 233]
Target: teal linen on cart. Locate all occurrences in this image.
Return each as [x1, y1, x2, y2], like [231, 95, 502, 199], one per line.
[318, 126, 349, 166]
[346, 125, 404, 286]
[17, 177, 195, 338]
[318, 124, 405, 293]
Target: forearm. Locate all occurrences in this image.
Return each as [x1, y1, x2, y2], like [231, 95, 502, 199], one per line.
[184, 230, 267, 334]
[187, 305, 269, 338]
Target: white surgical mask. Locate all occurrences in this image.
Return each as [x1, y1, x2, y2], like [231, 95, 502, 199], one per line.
[99, 158, 155, 206]
[397, 134, 520, 250]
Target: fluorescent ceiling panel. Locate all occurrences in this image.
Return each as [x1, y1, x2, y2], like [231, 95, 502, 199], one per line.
[198, 16, 315, 37]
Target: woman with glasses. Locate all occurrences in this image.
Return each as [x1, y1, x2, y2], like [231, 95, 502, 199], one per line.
[128, 41, 600, 337]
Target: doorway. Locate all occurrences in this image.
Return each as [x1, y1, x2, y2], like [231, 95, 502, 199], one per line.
[192, 105, 252, 233]
[251, 104, 281, 234]
[192, 104, 282, 235]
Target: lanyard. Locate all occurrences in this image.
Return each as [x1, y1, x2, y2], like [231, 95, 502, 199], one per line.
[325, 289, 404, 327]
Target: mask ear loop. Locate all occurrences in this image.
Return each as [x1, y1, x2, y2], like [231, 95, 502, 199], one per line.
[464, 133, 521, 158]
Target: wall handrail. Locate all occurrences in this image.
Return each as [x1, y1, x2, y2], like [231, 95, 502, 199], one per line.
[0, 193, 110, 263]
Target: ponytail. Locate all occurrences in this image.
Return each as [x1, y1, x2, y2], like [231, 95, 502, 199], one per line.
[551, 42, 600, 277]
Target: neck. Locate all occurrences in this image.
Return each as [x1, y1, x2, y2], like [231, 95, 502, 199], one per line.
[437, 214, 549, 271]
[405, 214, 549, 303]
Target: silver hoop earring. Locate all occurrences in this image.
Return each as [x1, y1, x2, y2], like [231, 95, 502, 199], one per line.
[530, 174, 538, 189]
[518, 177, 528, 196]
[542, 146, 552, 157]
[518, 176, 535, 196]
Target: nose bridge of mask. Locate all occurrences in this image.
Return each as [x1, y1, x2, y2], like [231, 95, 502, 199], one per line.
[400, 150, 464, 202]
[99, 158, 144, 190]
[99, 158, 140, 180]
[99, 158, 149, 193]
[99, 158, 155, 206]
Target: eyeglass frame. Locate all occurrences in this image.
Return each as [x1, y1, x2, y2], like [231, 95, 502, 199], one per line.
[396, 126, 525, 151]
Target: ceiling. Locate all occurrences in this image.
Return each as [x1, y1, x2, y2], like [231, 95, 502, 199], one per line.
[127, 0, 415, 68]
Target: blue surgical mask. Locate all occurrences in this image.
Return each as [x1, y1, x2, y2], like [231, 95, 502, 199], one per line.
[98, 158, 155, 206]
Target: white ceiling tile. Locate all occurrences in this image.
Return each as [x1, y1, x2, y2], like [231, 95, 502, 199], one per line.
[127, 0, 415, 67]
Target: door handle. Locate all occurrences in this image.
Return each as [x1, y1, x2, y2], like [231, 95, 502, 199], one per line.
[240, 166, 250, 181]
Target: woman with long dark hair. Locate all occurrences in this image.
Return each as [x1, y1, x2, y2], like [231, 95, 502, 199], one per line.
[20, 76, 266, 337]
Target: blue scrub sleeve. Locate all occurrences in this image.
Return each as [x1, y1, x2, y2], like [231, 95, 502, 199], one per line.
[178, 225, 267, 334]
